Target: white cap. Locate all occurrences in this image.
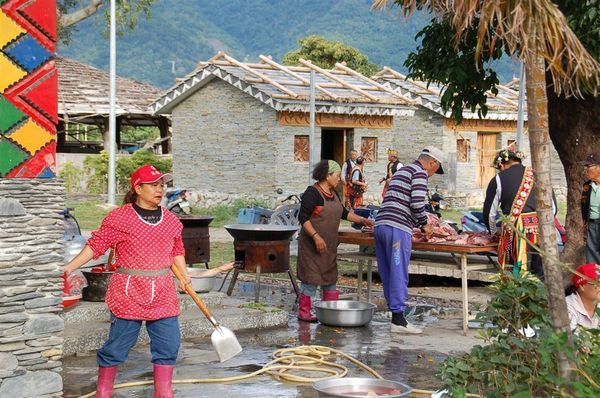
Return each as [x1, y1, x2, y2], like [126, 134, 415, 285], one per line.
[420, 146, 445, 174]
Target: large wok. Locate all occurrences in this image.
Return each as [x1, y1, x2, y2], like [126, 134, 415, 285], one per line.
[178, 215, 214, 227]
[224, 224, 299, 241]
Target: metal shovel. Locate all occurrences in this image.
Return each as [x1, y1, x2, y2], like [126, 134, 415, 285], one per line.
[171, 265, 242, 362]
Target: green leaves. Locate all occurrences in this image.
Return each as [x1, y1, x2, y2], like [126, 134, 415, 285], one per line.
[404, 18, 502, 123]
[282, 35, 379, 76]
[437, 272, 600, 397]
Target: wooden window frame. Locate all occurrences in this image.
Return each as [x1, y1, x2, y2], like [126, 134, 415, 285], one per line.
[456, 138, 471, 163]
[294, 135, 310, 162]
[361, 137, 377, 163]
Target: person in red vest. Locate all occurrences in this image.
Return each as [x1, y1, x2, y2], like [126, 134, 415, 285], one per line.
[380, 148, 402, 199]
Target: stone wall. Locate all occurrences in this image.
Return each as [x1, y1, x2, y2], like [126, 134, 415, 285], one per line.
[0, 179, 64, 398]
[172, 80, 446, 205]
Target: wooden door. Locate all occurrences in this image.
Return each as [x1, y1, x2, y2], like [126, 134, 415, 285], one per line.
[477, 132, 498, 188]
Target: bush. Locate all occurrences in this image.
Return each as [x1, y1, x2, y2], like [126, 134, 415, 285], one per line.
[438, 272, 600, 397]
[84, 151, 109, 194]
[83, 150, 172, 194]
[59, 161, 84, 194]
[116, 150, 172, 192]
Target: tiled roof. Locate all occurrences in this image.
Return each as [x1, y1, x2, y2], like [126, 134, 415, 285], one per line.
[374, 67, 526, 121]
[57, 57, 163, 124]
[151, 52, 415, 117]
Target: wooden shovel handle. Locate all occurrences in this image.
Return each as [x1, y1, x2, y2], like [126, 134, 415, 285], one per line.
[171, 265, 216, 325]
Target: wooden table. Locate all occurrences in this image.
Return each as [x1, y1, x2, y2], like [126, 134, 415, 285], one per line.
[337, 230, 498, 335]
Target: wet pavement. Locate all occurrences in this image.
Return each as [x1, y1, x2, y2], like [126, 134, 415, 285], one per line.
[63, 278, 487, 397]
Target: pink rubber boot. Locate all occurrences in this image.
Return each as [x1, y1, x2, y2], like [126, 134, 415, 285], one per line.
[96, 366, 117, 398]
[153, 364, 175, 398]
[297, 293, 317, 322]
[322, 290, 339, 301]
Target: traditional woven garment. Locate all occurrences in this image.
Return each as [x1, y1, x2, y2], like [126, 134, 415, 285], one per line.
[497, 167, 538, 274]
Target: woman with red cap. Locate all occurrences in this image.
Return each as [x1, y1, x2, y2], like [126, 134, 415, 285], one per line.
[566, 263, 600, 331]
[63, 164, 232, 397]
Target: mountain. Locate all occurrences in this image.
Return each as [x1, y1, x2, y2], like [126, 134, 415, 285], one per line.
[58, 0, 518, 89]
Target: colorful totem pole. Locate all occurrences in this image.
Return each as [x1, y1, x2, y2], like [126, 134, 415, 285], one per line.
[0, 0, 57, 178]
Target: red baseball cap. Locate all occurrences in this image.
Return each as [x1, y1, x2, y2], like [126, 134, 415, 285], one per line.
[130, 164, 172, 190]
[573, 263, 600, 289]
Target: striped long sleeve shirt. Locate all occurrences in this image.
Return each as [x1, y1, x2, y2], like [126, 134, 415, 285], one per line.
[375, 161, 429, 234]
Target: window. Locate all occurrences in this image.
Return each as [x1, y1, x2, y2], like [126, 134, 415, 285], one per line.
[457, 138, 470, 163]
[361, 137, 377, 162]
[294, 135, 309, 162]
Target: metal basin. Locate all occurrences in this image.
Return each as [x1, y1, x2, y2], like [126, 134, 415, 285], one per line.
[313, 377, 412, 397]
[178, 268, 215, 293]
[314, 300, 376, 327]
[224, 224, 298, 241]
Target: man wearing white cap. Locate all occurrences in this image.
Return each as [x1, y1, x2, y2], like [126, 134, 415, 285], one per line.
[374, 146, 445, 334]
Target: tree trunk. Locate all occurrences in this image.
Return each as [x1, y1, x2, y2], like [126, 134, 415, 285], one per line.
[547, 84, 600, 269]
[59, 0, 104, 28]
[525, 49, 574, 379]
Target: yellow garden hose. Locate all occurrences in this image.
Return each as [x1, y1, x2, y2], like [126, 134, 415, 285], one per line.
[78, 345, 480, 398]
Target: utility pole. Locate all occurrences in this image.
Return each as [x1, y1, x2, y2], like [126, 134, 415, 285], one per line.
[107, 0, 117, 206]
[309, 70, 316, 185]
[516, 62, 526, 152]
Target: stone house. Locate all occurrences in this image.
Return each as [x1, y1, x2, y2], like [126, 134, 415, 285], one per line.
[151, 52, 418, 204]
[375, 67, 567, 205]
[151, 53, 566, 207]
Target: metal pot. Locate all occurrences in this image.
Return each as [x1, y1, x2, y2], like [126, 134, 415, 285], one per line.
[185, 268, 215, 293]
[312, 377, 412, 397]
[224, 224, 298, 241]
[81, 271, 113, 302]
[314, 300, 376, 327]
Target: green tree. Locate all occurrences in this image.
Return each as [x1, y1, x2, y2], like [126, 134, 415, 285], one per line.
[283, 35, 379, 76]
[376, 1, 599, 266]
[57, 0, 156, 43]
[115, 150, 171, 192]
[374, 0, 599, 384]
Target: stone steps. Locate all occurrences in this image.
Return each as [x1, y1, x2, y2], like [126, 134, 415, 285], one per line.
[62, 294, 288, 356]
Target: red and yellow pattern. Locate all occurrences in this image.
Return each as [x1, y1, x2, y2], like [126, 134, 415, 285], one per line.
[498, 167, 537, 274]
[0, 0, 56, 178]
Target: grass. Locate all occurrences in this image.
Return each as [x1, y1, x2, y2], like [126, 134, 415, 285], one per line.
[66, 199, 112, 230]
[192, 199, 271, 228]
[238, 303, 283, 312]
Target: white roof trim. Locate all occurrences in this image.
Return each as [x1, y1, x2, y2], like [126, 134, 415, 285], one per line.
[151, 64, 415, 116]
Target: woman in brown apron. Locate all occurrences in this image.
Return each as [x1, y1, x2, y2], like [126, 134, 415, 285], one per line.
[296, 160, 374, 321]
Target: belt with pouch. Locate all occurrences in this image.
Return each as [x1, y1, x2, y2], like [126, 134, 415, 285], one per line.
[115, 267, 171, 277]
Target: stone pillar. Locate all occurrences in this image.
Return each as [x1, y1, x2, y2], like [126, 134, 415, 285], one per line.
[0, 179, 64, 397]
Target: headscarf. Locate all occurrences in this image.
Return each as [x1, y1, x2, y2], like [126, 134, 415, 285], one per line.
[328, 160, 341, 174]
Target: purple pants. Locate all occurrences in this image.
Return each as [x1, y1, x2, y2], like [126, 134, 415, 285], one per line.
[374, 225, 412, 313]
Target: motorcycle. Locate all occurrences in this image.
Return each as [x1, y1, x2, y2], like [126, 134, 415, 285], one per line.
[165, 188, 191, 215]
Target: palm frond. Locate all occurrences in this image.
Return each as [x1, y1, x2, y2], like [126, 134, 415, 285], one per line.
[373, 0, 600, 97]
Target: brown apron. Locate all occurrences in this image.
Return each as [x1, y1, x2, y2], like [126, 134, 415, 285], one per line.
[297, 186, 344, 286]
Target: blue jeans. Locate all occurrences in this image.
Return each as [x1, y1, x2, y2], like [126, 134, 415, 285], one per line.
[300, 283, 336, 298]
[374, 225, 412, 313]
[97, 315, 180, 367]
